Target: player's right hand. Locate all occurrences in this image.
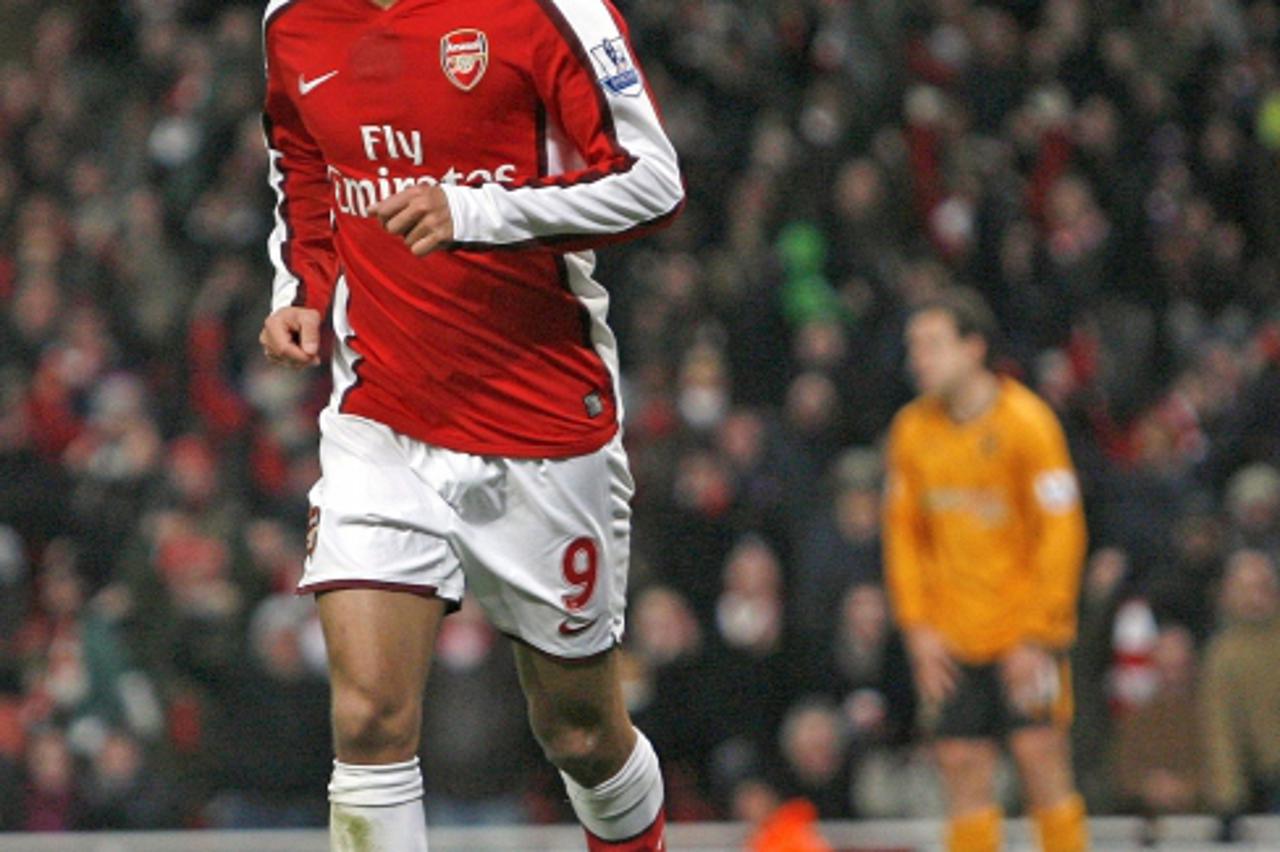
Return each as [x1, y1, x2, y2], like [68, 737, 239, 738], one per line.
[906, 626, 960, 703]
[260, 306, 322, 368]
[373, 185, 454, 257]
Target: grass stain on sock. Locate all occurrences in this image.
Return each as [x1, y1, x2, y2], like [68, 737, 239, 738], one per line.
[333, 807, 376, 852]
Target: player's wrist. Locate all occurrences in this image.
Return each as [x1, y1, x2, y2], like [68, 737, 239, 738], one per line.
[434, 183, 469, 243]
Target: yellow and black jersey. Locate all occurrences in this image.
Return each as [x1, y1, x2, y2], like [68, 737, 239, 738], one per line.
[884, 377, 1087, 664]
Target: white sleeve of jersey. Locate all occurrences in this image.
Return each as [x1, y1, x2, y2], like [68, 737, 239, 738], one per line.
[438, 0, 683, 249]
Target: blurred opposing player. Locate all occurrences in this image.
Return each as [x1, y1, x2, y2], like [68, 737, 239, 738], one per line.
[259, 0, 683, 849]
[884, 289, 1088, 852]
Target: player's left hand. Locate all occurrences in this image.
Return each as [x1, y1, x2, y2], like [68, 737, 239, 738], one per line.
[373, 185, 455, 256]
[999, 644, 1057, 715]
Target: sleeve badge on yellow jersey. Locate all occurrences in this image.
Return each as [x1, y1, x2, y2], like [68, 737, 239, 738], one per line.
[1034, 469, 1080, 513]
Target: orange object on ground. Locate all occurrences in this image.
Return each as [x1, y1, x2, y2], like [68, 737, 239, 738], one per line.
[749, 799, 832, 852]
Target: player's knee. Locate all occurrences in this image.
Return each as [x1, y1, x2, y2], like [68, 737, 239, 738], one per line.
[936, 741, 990, 777]
[1010, 729, 1072, 808]
[1009, 728, 1067, 781]
[936, 741, 997, 805]
[332, 685, 419, 759]
[538, 722, 601, 769]
[1010, 727, 1065, 763]
[529, 708, 615, 779]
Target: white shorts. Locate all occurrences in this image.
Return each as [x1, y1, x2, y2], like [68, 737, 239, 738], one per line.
[298, 408, 634, 658]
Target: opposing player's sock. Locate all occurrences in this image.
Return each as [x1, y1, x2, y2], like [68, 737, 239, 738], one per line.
[1034, 793, 1088, 852]
[947, 805, 1001, 852]
[561, 729, 666, 851]
[328, 756, 429, 852]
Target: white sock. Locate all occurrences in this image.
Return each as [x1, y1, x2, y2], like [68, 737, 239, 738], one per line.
[561, 729, 664, 842]
[329, 757, 428, 852]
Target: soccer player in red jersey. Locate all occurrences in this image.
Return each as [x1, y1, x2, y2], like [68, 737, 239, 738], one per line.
[258, 1, 683, 849]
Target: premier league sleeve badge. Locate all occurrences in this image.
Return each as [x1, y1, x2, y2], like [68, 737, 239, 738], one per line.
[590, 36, 642, 97]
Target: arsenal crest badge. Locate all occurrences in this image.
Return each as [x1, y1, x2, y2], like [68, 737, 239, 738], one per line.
[441, 29, 489, 91]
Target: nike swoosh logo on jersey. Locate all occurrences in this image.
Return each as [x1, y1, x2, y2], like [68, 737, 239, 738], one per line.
[298, 70, 339, 95]
[558, 617, 598, 637]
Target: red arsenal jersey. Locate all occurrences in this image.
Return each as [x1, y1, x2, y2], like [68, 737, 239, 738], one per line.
[262, 0, 684, 457]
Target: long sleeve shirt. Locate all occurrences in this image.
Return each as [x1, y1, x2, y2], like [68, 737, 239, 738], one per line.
[263, 0, 683, 456]
[884, 378, 1087, 662]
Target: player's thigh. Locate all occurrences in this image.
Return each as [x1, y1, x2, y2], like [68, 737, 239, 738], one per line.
[455, 433, 633, 659]
[930, 665, 1003, 812]
[1000, 653, 1074, 730]
[318, 588, 448, 712]
[935, 737, 1001, 813]
[512, 642, 630, 731]
[302, 410, 467, 602]
[930, 663, 1003, 741]
[1001, 653, 1076, 805]
[512, 641, 635, 781]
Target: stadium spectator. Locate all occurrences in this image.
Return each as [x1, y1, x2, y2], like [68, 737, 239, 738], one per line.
[80, 729, 183, 830]
[419, 599, 540, 827]
[814, 584, 916, 752]
[20, 727, 81, 831]
[715, 407, 790, 548]
[773, 699, 853, 820]
[1201, 549, 1280, 836]
[624, 584, 721, 809]
[642, 445, 738, 619]
[790, 448, 884, 646]
[1148, 500, 1229, 639]
[16, 541, 142, 737]
[0, 525, 29, 679]
[197, 594, 330, 829]
[707, 536, 794, 755]
[1112, 625, 1204, 819]
[1070, 546, 1131, 809]
[1224, 463, 1280, 555]
[0, 700, 24, 830]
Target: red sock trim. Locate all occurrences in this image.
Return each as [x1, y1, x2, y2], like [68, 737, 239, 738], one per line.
[584, 810, 666, 851]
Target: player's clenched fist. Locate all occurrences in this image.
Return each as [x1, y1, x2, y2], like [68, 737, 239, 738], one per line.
[373, 185, 455, 257]
[260, 306, 322, 368]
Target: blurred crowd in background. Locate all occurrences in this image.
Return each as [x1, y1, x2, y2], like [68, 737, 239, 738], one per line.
[0, 0, 1279, 836]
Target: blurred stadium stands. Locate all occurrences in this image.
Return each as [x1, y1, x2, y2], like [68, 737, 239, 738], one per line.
[0, 0, 1278, 841]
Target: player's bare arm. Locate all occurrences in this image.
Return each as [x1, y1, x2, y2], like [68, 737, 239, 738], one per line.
[260, 306, 322, 369]
[373, 186, 454, 257]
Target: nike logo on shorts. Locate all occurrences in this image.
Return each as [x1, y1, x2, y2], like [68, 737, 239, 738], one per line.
[299, 70, 339, 95]
[558, 617, 597, 637]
